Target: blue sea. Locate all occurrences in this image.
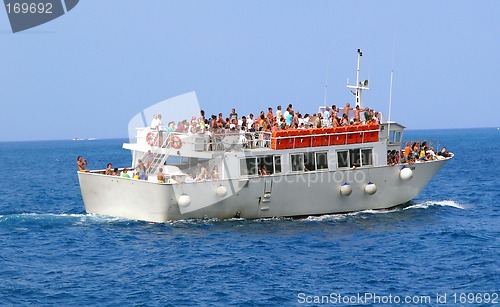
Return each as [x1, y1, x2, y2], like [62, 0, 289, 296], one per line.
[0, 128, 498, 306]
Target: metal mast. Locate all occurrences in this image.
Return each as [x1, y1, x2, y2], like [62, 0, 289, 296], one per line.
[346, 49, 369, 109]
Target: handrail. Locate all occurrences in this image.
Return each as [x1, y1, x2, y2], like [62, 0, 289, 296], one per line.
[136, 125, 379, 153]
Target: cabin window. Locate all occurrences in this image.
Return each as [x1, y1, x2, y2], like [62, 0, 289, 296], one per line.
[349, 149, 361, 168]
[316, 152, 328, 170]
[389, 131, 402, 144]
[290, 153, 305, 172]
[342, 148, 373, 168]
[337, 150, 349, 168]
[361, 149, 373, 166]
[304, 152, 315, 172]
[274, 155, 282, 174]
[240, 157, 258, 176]
[257, 156, 274, 175]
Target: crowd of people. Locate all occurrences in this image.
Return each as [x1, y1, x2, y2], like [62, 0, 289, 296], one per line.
[388, 141, 452, 165]
[77, 141, 451, 182]
[76, 102, 452, 180]
[149, 162, 221, 183]
[149, 102, 381, 137]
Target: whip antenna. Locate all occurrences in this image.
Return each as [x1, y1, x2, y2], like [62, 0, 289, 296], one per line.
[323, 56, 330, 107]
[387, 33, 397, 140]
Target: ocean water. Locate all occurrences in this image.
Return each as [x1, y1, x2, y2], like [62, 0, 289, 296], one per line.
[0, 128, 498, 306]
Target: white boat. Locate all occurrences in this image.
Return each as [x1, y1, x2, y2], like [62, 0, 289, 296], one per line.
[77, 50, 453, 222]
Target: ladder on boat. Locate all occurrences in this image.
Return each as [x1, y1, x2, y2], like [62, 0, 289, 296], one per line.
[145, 133, 171, 174]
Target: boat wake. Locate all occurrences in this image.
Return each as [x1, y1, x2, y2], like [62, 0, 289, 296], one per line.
[0, 212, 133, 225]
[403, 200, 466, 210]
[302, 200, 466, 222]
[0, 200, 466, 225]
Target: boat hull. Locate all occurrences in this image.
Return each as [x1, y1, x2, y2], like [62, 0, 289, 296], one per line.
[78, 158, 450, 223]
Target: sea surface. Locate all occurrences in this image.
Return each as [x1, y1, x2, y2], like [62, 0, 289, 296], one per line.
[0, 128, 498, 306]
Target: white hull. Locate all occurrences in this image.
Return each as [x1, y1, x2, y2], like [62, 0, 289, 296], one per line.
[78, 158, 449, 222]
[78, 52, 453, 223]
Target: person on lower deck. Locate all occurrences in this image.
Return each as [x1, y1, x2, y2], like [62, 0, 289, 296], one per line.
[105, 163, 113, 175]
[157, 168, 165, 183]
[136, 159, 146, 180]
[121, 168, 130, 178]
[167, 175, 178, 184]
[77, 156, 89, 172]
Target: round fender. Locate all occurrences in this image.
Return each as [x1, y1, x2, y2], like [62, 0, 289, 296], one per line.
[340, 183, 352, 196]
[364, 182, 377, 195]
[400, 167, 413, 181]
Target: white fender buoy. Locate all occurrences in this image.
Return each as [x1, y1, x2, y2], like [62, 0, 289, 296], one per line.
[400, 166, 413, 181]
[340, 183, 352, 196]
[364, 182, 377, 195]
[178, 194, 191, 207]
[216, 185, 228, 197]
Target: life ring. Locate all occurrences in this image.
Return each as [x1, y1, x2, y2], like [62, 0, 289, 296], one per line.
[171, 135, 182, 149]
[146, 131, 157, 146]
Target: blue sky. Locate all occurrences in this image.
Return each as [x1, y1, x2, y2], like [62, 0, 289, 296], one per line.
[1, 1, 499, 141]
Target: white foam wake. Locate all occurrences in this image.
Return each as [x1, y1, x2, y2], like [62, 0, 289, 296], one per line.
[0, 212, 135, 224]
[303, 200, 466, 222]
[403, 200, 466, 210]
[303, 208, 400, 222]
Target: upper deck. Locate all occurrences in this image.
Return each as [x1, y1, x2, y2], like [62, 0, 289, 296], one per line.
[126, 123, 381, 155]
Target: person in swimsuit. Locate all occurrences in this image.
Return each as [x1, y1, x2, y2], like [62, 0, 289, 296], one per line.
[77, 156, 89, 172]
[136, 159, 146, 180]
[157, 168, 165, 183]
[343, 103, 353, 119]
[212, 165, 220, 180]
[105, 163, 112, 175]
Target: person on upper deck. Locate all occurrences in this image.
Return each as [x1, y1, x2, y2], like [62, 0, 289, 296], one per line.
[354, 105, 362, 122]
[216, 113, 226, 128]
[341, 114, 349, 126]
[247, 114, 255, 130]
[267, 107, 274, 123]
[210, 115, 217, 129]
[343, 103, 353, 119]
[323, 106, 330, 121]
[150, 114, 158, 129]
[284, 108, 293, 127]
[276, 105, 282, 120]
[330, 105, 338, 125]
[241, 116, 248, 131]
[229, 108, 238, 122]
[364, 107, 371, 122]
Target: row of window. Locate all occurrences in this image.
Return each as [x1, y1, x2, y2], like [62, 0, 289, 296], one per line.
[240, 148, 373, 176]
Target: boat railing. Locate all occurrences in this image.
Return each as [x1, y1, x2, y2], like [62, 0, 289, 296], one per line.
[136, 125, 379, 152]
[209, 131, 272, 151]
[271, 124, 380, 150]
